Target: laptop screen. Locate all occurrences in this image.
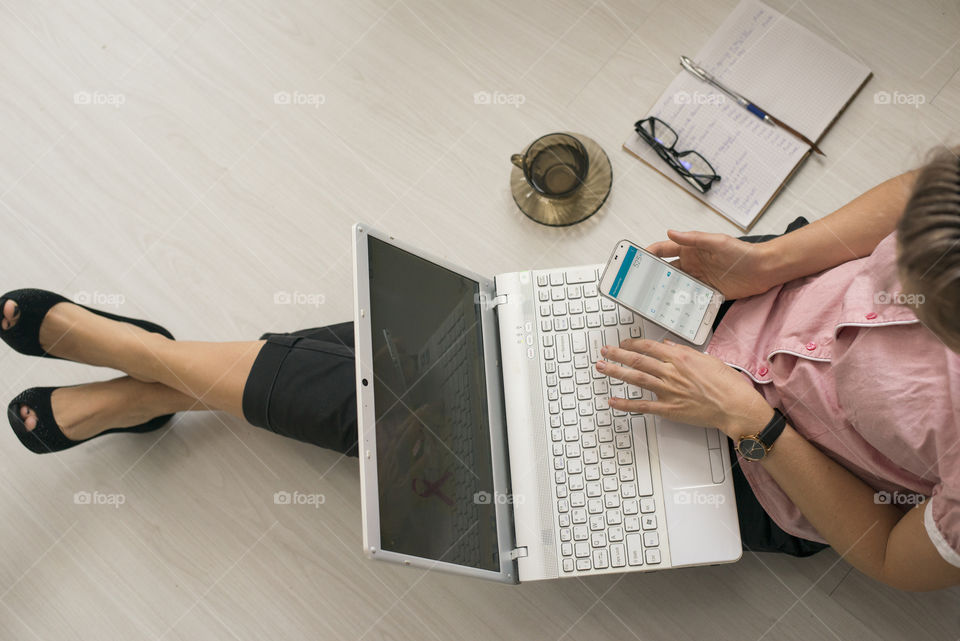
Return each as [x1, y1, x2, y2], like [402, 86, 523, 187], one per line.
[367, 236, 500, 571]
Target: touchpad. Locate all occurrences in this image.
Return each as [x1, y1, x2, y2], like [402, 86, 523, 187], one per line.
[656, 419, 715, 488]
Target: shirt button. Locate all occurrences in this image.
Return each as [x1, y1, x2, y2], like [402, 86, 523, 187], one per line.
[757, 366, 769, 377]
[865, 312, 877, 320]
[805, 342, 817, 351]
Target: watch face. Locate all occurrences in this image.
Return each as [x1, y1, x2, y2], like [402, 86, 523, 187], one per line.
[738, 437, 766, 461]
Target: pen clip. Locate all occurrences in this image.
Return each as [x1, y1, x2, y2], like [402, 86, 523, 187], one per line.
[679, 56, 709, 82]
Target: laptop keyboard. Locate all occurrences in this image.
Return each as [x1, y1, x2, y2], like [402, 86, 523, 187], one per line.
[534, 267, 664, 573]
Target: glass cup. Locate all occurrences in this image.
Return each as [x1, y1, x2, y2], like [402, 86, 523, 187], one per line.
[511, 133, 590, 199]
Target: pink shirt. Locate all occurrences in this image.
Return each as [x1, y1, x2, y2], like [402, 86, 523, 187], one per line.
[706, 232, 960, 568]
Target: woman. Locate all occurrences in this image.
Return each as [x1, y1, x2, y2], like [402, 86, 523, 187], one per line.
[3, 149, 959, 592]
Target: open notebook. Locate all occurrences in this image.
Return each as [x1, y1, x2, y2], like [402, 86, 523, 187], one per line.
[624, 0, 871, 231]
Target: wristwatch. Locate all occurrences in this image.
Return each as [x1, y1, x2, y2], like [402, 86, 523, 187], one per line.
[736, 408, 787, 462]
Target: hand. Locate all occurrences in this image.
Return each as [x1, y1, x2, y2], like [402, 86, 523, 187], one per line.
[597, 339, 774, 439]
[646, 230, 777, 300]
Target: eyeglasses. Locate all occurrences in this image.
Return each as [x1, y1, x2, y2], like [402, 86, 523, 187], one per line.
[634, 117, 720, 194]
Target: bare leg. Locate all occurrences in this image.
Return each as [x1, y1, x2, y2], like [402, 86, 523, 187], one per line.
[17, 377, 199, 441]
[4, 298, 265, 420]
[125, 339, 266, 417]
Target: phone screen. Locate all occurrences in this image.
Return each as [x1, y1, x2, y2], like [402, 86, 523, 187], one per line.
[607, 245, 715, 341]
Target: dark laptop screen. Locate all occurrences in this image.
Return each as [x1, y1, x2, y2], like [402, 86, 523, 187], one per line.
[367, 236, 499, 571]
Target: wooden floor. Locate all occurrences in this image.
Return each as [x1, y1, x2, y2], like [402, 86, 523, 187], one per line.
[1, 0, 959, 639]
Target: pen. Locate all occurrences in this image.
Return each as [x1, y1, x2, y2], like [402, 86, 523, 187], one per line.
[679, 55, 825, 156]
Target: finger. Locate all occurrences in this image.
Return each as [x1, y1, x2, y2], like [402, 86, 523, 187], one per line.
[594, 358, 640, 385]
[606, 396, 667, 416]
[596, 359, 667, 394]
[608, 338, 679, 365]
[645, 239, 681, 258]
[601, 344, 672, 379]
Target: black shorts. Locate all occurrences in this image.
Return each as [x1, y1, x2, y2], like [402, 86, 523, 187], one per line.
[241, 322, 359, 457]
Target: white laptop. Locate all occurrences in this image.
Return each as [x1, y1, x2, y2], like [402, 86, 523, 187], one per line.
[352, 223, 741, 583]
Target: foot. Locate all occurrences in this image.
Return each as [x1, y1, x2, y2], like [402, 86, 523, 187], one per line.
[2, 298, 166, 381]
[15, 378, 191, 442]
[1, 299, 19, 331]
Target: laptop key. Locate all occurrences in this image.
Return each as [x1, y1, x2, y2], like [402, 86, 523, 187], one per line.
[626, 534, 644, 565]
[564, 267, 596, 284]
[563, 558, 575, 572]
[630, 416, 654, 496]
[593, 549, 609, 569]
[610, 543, 626, 567]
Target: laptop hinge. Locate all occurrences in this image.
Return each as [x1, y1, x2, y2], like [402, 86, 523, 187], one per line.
[480, 293, 508, 310]
[508, 546, 528, 560]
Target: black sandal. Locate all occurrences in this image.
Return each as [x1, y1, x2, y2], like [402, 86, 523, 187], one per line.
[0, 288, 174, 358]
[8, 387, 173, 454]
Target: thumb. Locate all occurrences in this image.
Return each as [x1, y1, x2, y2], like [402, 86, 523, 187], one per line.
[666, 229, 722, 249]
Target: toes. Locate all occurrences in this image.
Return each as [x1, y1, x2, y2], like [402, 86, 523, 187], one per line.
[2, 299, 19, 331]
[18, 404, 37, 431]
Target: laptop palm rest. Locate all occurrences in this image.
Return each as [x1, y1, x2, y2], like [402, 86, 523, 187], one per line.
[656, 418, 741, 566]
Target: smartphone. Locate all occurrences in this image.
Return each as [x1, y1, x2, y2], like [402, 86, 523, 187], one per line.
[598, 240, 724, 346]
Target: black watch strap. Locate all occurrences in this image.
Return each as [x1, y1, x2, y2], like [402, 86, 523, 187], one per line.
[757, 408, 787, 449]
